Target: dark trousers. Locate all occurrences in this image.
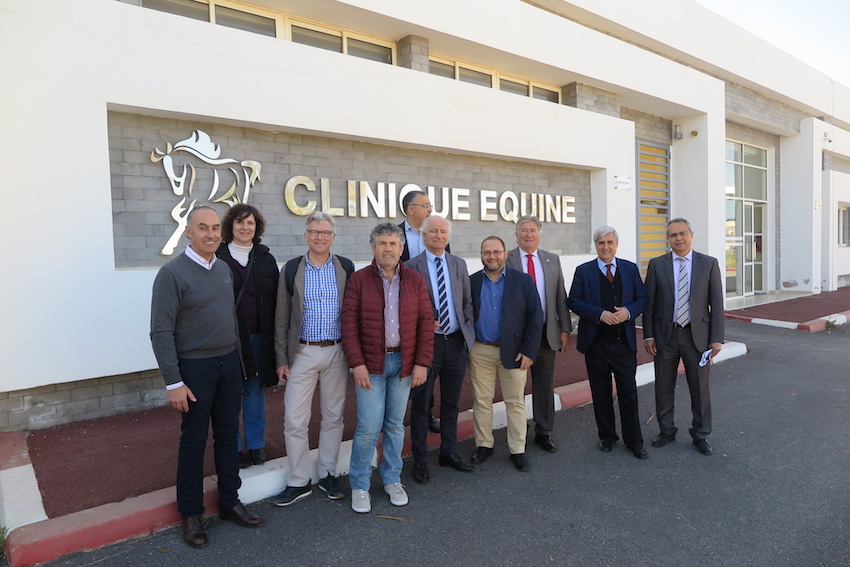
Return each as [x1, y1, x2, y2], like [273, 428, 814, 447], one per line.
[176, 350, 242, 518]
[530, 335, 556, 436]
[584, 336, 643, 447]
[410, 332, 467, 462]
[653, 325, 712, 440]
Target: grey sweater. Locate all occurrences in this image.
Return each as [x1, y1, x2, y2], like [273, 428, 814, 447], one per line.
[150, 253, 240, 386]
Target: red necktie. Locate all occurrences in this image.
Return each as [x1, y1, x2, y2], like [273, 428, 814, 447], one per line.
[605, 263, 614, 283]
[526, 254, 536, 285]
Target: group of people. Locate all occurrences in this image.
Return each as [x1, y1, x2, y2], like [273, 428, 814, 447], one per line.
[150, 191, 724, 549]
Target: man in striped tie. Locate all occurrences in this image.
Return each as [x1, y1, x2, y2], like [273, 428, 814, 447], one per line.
[643, 218, 724, 456]
[405, 215, 476, 483]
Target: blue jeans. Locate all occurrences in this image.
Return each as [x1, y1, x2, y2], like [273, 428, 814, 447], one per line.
[238, 334, 267, 452]
[348, 352, 410, 490]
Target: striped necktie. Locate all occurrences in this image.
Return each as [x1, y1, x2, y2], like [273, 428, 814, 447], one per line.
[435, 256, 450, 333]
[676, 257, 690, 326]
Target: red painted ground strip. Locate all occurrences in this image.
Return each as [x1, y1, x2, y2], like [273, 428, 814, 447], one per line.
[726, 308, 850, 333]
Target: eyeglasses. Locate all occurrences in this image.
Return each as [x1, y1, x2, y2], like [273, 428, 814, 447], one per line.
[410, 204, 433, 211]
[307, 230, 334, 238]
[666, 230, 691, 239]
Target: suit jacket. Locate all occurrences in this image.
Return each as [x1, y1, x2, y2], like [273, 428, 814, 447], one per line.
[506, 247, 572, 351]
[643, 251, 725, 351]
[399, 221, 450, 262]
[470, 266, 544, 369]
[405, 251, 475, 350]
[568, 258, 647, 354]
[273, 254, 350, 368]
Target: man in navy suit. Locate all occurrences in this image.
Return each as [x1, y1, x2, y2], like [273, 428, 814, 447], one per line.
[569, 226, 648, 459]
[405, 216, 475, 483]
[468, 236, 543, 472]
[644, 218, 724, 456]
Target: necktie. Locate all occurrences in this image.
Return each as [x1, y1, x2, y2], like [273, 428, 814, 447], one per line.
[526, 253, 536, 285]
[435, 257, 450, 333]
[605, 263, 614, 283]
[676, 257, 690, 326]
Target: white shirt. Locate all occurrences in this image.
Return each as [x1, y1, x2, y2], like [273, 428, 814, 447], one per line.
[519, 249, 547, 317]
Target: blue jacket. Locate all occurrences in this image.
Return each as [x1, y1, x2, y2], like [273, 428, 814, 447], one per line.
[568, 258, 647, 354]
[470, 266, 543, 369]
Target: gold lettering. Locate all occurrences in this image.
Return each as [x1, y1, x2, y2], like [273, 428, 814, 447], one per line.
[480, 190, 498, 221]
[284, 175, 317, 216]
[320, 178, 344, 216]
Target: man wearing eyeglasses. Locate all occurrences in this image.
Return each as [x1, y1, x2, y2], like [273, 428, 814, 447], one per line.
[272, 211, 354, 506]
[643, 218, 724, 456]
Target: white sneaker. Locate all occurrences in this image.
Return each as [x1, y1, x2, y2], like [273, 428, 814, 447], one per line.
[351, 489, 371, 513]
[383, 482, 408, 506]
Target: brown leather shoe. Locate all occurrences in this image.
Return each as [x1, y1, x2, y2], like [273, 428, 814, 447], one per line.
[182, 515, 208, 548]
[219, 501, 264, 528]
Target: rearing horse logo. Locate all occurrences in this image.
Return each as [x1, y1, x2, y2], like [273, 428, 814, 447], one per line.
[151, 130, 262, 255]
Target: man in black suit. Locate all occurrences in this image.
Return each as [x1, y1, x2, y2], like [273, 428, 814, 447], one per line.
[468, 236, 544, 472]
[405, 215, 476, 483]
[398, 189, 447, 433]
[644, 218, 724, 456]
[506, 215, 572, 453]
[569, 226, 648, 459]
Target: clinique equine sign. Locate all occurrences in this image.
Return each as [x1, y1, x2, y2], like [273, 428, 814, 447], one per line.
[152, 130, 577, 256]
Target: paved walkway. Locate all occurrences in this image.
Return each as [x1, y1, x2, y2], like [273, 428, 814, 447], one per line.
[5, 286, 849, 565]
[16, 319, 850, 567]
[726, 287, 850, 331]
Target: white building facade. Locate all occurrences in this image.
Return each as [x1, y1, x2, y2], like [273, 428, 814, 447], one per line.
[1, 0, 849, 430]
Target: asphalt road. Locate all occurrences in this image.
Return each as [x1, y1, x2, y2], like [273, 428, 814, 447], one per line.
[26, 320, 850, 567]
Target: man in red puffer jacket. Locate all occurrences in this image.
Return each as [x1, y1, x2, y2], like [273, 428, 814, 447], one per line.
[342, 222, 434, 514]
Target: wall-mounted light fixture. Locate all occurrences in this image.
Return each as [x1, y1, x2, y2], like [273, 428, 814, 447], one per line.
[673, 124, 683, 139]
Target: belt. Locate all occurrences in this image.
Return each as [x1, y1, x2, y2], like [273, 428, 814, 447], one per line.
[673, 323, 691, 329]
[478, 340, 500, 347]
[385, 346, 401, 353]
[435, 331, 462, 341]
[299, 339, 341, 347]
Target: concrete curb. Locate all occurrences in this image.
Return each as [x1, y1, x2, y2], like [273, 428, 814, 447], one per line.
[727, 310, 850, 332]
[3, 341, 748, 566]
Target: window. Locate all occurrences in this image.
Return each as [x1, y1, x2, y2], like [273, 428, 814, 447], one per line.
[459, 67, 492, 88]
[214, 5, 275, 36]
[141, 0, 208, 21]
[840, 206, 850, 247]
[431, 57, 560, 103]
[291, 25, 342, 52]
[289, 22, 393, 64]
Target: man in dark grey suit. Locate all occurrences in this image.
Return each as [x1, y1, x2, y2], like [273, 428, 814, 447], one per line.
[644, 218, 724, 456]
[405, 215, 475, 483]
[506, 215, 572, 453]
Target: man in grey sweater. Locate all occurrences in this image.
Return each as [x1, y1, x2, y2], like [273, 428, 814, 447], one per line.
[150, 206, 264, 549]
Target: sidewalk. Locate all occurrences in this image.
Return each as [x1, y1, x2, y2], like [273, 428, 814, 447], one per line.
[1, 329, 751, 567]
[726, 287, 850, 331]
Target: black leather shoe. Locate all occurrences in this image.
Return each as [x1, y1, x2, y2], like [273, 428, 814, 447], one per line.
[630, 445, 649, 459]
[412, 461, 430, 484]
[598, 439, 616, 453]
[250, 448, 267, 466]
[238, 451, 252, 469]
[182, 515, 208, 549]
[693, 439, 713, 456]
[438, 453, 474, 472]
[470, 446, 494, 464]
[428, 414, 441, 434]
[219, 501, 264, 528]
[509, 453, 530, 472]
[651, 433, 676, 448]
[534, 435, 557, 453]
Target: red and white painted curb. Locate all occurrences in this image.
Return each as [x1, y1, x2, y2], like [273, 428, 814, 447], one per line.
[726, 310, 850, 332]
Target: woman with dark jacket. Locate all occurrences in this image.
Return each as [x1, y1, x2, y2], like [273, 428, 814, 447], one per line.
[216, 204, 279, 468]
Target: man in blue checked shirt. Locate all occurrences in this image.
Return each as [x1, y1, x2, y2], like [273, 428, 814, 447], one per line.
[272, 211, 354, 506]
